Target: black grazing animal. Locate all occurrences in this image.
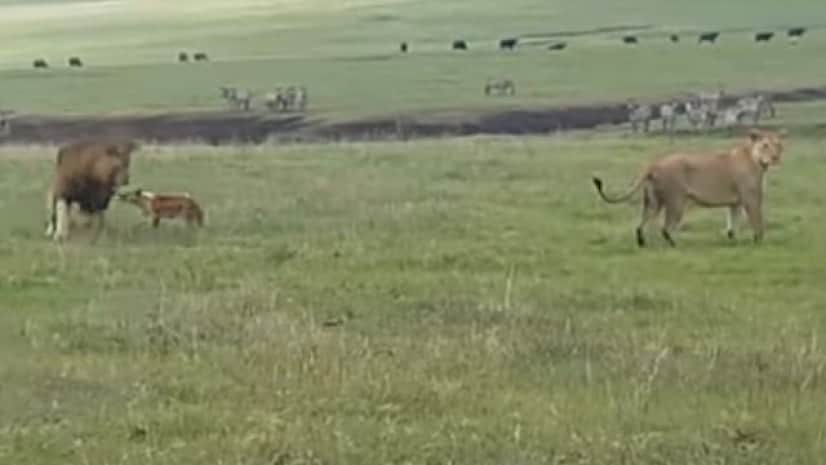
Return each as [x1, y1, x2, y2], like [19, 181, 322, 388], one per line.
[68, 56, 83, 67]
[788, 27, 806, 38]
[622, 35, 638, 45]
[193, 52, 209, 61]
[547, 41, 567, 51]
[670, 34, 680, 43]
[698, 32, 720, 44]
[178, 52, 189, 63]
[33, 59, 48, 69]
[754, 32, 774, 43]
[400, 42, 408, 53]
[452, 40, 468, 50]
[499, 38, 518, 50]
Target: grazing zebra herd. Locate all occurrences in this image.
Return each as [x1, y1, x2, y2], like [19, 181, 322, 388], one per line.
[218, 85, 308, 112]
[627, 90, 777, 134]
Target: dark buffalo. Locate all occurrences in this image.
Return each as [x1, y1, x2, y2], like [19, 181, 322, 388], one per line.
[622, 35, 638, 44]
[754, 32, 774, 42]
[68, 56, 83, 67]
[193, 52, 209, 62]
[547, 41, 567, 51]
[33, 59, 48, 69]
[788, 27, 806, 38]
[499, 38, 518, 50]
[452, 40, 468, 50]
[670, 34, 680, 43]
[178, 52, 189, 62]
[698, 32, 720, 44]
[400, 42, 408, 53]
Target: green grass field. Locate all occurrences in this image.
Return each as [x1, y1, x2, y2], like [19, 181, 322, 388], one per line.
[3, 129, 826, 463]
[4, 1, 826, 464]
[0, 0, 825, 116]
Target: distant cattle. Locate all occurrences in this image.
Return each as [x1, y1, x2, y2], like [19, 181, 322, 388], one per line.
[400, 42, 408, 53]
[68, 56, 83, 67]
[754, 32, 774, 43]
[670, 34, 680, 43]
[452, 40, 468, 50]
[45, 138, 139, 242]
[193, 52, 209, 62]
[547, 42, 567, 51]
[788, 27, 806, 38]
[178, 52, 189, 63]
[33, 59, 48, 69]
[698, 32, 720, 44]
[622, 35, 639, 45]
[499, 38, 518, 50]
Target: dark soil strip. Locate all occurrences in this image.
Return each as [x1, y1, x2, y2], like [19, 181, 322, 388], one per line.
[2, 86, 825, 146]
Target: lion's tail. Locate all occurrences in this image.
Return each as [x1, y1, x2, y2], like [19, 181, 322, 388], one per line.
[592, 171, 648, 204]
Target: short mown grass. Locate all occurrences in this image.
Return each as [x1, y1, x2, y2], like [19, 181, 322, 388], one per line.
[2, 124, 826, 463]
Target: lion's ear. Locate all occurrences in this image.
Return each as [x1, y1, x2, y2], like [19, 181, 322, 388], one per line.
[748, 128, 761, 142]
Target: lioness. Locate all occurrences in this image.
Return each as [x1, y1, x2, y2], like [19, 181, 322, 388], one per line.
[592, 129, 785, 247]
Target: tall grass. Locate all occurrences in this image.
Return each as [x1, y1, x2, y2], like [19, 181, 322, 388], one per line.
[2, 126, 826, 463]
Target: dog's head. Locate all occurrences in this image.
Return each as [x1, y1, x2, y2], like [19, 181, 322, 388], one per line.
[116, 187, 149, 205]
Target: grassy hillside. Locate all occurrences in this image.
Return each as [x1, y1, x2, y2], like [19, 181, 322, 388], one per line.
[0, 0, 824, 116]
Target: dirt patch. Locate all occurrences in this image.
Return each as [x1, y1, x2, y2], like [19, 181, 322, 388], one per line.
[2, 85, 825, 146]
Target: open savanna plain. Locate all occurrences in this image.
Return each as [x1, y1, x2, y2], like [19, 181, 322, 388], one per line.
[3, 120, 826, 464]
[0, 0, 825, 118]
[4, 0, 826, 464]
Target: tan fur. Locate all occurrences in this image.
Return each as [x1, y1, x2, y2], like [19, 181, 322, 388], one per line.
[592, 129, 786, 247]
[118, 188, 204, 228]
[45, 138, 139, 242]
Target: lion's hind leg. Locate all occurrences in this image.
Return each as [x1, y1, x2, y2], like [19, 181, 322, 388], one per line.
[661, 195, 686, 248]
[636, 185, 661, 247]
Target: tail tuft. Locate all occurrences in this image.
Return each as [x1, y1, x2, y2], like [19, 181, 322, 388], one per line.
[592, 177, 604, 191]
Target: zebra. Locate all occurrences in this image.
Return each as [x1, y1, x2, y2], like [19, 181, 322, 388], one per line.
[0, 110, 14, 137]
[686, 89, 724, 128]
[264, 89, 283, 112]
[627, 101, 654, 133]
[683, 99, 715, 131]
[265, 87, 290, 112]
[219, 86, 252, 111]
[658, 101, 679, 133]
[484, 79, 516, 97]
[297, 86, 308, 111]
[286, 85, 308, 111]
[719, 105, 746, 127]
[264, 86, 308, 112]
[734, 94, 776, 125]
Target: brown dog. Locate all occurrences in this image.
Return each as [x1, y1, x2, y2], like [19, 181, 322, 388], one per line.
[118, 188, 204, 228]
